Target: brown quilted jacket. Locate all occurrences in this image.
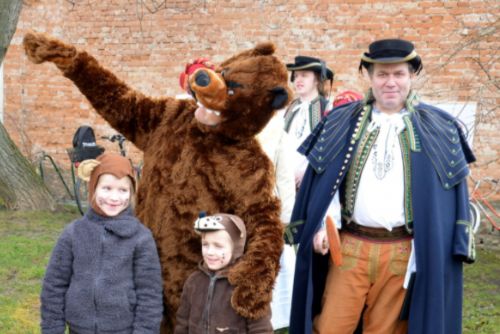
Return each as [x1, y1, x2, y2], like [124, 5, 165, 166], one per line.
[174, 263, 272, 334]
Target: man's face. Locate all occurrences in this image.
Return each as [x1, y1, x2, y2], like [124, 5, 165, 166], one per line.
[293, 70, 318, 97]
[369, 62, 414, 114]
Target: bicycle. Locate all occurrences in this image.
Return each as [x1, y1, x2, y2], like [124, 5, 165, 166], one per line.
[469, 176, 499, 233]
[35, 127, 141, 215]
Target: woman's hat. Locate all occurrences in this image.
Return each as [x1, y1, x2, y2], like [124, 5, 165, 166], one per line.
[359, 39, 423, 74]
[287, 55, 334, 82]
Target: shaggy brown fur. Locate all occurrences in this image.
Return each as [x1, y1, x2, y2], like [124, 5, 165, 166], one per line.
[24, 31, 292, 333]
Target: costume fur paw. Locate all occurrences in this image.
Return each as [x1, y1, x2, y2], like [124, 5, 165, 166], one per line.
[24, 31, 77, 71]
[24, 32, 290, 333]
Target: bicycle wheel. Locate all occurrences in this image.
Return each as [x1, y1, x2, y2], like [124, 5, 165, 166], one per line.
[469, 202, 481, 234]
[74, 177, 89, 215]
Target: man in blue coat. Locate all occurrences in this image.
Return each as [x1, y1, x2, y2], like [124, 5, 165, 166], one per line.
[288, 39, 476, 334]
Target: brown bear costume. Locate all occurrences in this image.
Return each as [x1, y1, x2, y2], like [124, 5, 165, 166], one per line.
[24, 31, 291, 332]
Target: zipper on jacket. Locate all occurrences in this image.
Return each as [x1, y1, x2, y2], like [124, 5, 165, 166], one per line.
[202, 274, 218, 334]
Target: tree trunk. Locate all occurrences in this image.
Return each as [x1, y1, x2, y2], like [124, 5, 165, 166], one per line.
[0, 0, 55, 210]
[0, 0, 23, 64]
[0, 123, 55, 210]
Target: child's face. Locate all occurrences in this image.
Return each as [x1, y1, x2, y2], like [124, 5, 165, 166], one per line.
[201, 230, 234, 271]
[94, 174, 132, 217]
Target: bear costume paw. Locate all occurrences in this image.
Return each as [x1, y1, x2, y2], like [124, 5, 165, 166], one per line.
[23, 31, 77, 71]
[228, 260, 275, 319]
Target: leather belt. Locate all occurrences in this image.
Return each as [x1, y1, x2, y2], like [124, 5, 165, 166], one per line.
[342, 219, 412, 241]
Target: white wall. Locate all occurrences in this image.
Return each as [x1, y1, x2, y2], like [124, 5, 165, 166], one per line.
[434, 102, 477, 148]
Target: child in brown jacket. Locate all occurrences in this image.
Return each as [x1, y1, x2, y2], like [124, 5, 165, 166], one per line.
[174, 213, 273, 334]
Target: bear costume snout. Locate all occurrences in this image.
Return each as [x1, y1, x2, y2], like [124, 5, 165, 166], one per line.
[194, 70, 210, 87]
[189, 67, 228, 112]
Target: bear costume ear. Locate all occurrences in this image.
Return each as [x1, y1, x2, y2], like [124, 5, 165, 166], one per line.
[270, 86, 289, 109]
[252, 42, 275, 56]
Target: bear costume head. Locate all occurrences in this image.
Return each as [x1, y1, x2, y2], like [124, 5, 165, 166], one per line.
[189, 43, 291, 140]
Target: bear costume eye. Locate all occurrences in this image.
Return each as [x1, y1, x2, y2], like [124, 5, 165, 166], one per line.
[226, 80, 243, 96]
[221, 67, 244, 94]
[226, 81, 244, 89]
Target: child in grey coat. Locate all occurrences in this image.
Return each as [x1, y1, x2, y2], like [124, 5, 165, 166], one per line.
[41, 153, 163, 334]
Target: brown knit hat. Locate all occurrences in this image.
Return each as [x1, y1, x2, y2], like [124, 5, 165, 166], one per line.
[77, 152, 136, 216]
[194, 213, 247, 262]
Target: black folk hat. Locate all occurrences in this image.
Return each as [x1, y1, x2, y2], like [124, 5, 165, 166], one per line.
[359, 39, 423, 74]
[287, 56, 334, 82]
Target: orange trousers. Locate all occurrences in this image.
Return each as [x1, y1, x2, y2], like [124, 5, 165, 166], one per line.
[313, 232, 411, 334]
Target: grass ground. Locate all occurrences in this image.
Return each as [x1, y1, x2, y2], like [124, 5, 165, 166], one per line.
[0, 208, 498, 333]
[0, 207, 78, 333]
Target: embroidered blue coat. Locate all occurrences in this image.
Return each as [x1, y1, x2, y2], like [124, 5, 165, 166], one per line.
[288, 100, 476, 334]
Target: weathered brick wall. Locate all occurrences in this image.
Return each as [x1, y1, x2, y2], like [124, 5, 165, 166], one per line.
[3, 0, 499, 195]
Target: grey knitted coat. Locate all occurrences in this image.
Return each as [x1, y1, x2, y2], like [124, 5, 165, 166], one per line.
[41, 208, 163, 334]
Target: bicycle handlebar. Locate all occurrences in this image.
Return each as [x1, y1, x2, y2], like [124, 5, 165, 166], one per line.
[101, 134, 126, 144]
[469, 175, 499, 199]
[101, 134, 127, 157]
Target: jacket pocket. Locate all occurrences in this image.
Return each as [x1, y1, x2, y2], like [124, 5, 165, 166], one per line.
[97, 291, 134, 331]
[65, 283, 78, 316]
[65, 282, 87, 322]
[389, 240, 411, 276]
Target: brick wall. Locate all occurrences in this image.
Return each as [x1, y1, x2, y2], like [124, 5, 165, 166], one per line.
[3, 0, 499, 195]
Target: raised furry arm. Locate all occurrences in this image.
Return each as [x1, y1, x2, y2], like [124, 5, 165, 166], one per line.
[23, 31, 190, 150]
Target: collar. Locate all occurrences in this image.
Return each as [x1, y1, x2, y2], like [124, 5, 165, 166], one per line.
[367, 108, 408, 134]
[364, 88, 420, 113]
[299, 95, 321, 105]
[198, 261, 230, 278]
[85, 207, 139, 238]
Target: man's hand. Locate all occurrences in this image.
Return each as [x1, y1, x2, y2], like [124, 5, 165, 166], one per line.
[313, 228, 329, 255]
